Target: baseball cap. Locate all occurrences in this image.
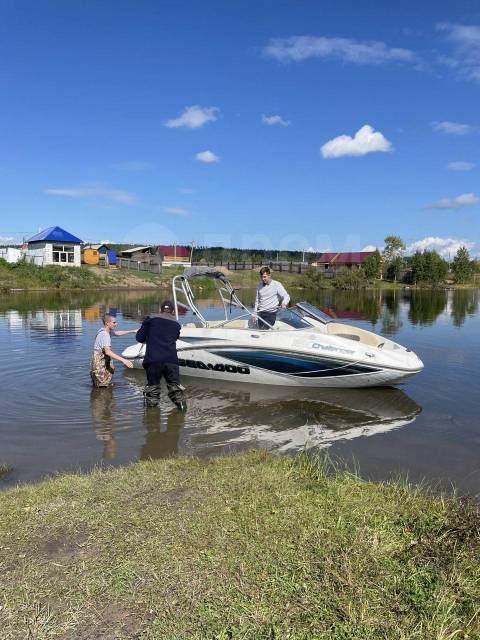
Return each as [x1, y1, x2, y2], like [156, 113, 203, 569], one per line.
[161, 300, 174, 312]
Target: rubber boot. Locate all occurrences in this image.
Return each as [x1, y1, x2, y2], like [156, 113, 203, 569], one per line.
[144, 384, 161, 408]
[167, 383, 187, 411]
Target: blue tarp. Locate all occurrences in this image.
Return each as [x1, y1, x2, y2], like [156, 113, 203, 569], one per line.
[27, 226, 83, 244]
[107, 249, 117, 264]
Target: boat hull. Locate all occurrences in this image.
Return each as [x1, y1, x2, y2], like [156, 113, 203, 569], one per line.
[126, 345, 421, 388]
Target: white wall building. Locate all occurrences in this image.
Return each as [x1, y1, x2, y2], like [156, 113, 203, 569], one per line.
[0, 247, 23, 263]
[25, 226, 83, 267]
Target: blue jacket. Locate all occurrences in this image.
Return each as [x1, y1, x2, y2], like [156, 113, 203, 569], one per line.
[135, 314, 181, 365]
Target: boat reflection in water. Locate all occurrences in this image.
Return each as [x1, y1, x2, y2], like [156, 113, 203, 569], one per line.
[123, 372, 422, 457]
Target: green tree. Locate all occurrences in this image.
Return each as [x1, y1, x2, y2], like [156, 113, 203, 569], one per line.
[409, 250, 448, 285]
[363, 249, 382, 281]
[386, 256, 404, 282]
[383, 236, 406, 281]
[451, 246, 474, 284]
[424, 251, 448, 285]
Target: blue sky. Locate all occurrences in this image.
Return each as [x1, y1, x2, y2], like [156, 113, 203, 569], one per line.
[1, 0, 479, 257]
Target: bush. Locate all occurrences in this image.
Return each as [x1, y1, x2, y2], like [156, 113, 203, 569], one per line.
[299, 267, 328, 289]
[334, 266, 367, 290]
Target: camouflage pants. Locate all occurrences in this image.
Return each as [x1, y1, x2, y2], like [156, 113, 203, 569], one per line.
[90, 350, 114, 387]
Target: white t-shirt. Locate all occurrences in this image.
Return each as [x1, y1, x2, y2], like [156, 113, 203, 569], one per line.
[93, 328, 111, 352]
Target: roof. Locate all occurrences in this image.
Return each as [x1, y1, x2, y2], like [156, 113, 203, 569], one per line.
[120, 246, 153, 255]
[316, 251, 376, 265]
[89, 244, 109, 251]
[27, 226, 83, 244]
[158, 244, 190, 257]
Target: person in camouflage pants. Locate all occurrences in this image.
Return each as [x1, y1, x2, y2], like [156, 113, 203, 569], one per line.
[90, 314, 135, 387]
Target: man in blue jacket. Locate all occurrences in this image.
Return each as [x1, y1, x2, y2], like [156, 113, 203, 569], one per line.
[135, 300, 187, 410]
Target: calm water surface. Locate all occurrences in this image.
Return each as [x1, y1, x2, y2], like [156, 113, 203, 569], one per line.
[0, 288, 479, 494]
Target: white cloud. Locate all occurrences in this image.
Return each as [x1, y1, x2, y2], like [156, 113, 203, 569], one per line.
[0, 235, 15, 243]
[163, 207, 189, 216]
[113, 161, 153, 171]
[431, 120, 472, 135]
[263, 35, 416, 65]
[361, 245, 378, 252]
[407, 236, 476, 258]
[262, 114, 290, 127]
[320, 125, 393, 158]
[447, 161, 475, 171]
[195, 150, 220, 163]
[425, 192, 480, 209]
[44, 183, 135, 204]
[437, 23, 480, 82]
[100, 239, 114, 245]
[164, 105, 219, 129]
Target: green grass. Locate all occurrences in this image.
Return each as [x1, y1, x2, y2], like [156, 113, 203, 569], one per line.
[0, 464, 12, 480]
[0, 452, 478, 639]
[0, 259, 102, 290]
[0, 260, 182, 291]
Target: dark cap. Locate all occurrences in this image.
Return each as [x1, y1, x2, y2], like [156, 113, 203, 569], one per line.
[161, 300, 175, 313]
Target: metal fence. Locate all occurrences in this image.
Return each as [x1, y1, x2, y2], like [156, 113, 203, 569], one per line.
[117, 258, 162, 274]
[193, 260, 312, 273]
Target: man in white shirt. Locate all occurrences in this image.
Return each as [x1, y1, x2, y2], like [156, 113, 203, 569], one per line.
[254, 266, 290, 329]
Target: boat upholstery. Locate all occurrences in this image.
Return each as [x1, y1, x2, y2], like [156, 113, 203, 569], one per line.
[326, 322, 381, 346]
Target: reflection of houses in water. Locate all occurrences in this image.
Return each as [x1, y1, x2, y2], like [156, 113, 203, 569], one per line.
[27, 309, 83, 334]
[83, 305, 102, 321]
[319, 307, 365, 321]
[5, 310, 24, 330]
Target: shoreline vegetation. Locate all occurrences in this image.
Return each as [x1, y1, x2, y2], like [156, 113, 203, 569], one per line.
[0, 451, 478, 638]
[0, 259, 478, 292]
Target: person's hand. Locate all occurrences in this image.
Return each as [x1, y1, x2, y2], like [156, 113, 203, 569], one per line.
[281, 303, 287, 309]
[123, 359, 134, 368]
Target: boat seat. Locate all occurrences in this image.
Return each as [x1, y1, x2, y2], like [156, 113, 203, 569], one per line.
[335, 333, 361, 342]
[206, 319, 247, 328]
[326, 322, 380, 347]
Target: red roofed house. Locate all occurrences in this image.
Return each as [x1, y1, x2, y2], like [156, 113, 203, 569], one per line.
[158, 244, 191, 267]
[313, 251, 375, 276]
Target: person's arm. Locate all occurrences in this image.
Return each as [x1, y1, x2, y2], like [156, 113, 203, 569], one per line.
[277, 282, 290, 309]
[135, 319, 149, 343]
[254, 284, 260, 313]
[103, 345, 134, 368]
[253, 285, 260, 323]
[112, 328, 137, 336]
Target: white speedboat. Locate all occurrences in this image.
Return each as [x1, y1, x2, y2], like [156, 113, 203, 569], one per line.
[122, 268, 424, 388]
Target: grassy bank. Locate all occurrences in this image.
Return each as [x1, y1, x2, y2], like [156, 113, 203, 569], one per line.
[0, 259, 182, 291]
[1, 452, 478, 639]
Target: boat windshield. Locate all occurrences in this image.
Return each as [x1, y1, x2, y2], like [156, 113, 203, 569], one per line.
[276, 308, 312, 329]
[293, 302, 333, 324]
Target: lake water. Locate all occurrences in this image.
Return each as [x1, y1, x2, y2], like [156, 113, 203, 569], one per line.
[1, 287, 479, 495]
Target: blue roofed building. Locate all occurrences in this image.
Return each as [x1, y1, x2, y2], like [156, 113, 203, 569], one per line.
[25, 226, 83, 267]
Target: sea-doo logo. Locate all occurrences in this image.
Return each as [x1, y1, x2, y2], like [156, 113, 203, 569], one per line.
[178, 358, 250, 375]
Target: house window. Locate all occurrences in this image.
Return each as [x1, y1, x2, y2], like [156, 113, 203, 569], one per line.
[52, 244, 75, 264]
